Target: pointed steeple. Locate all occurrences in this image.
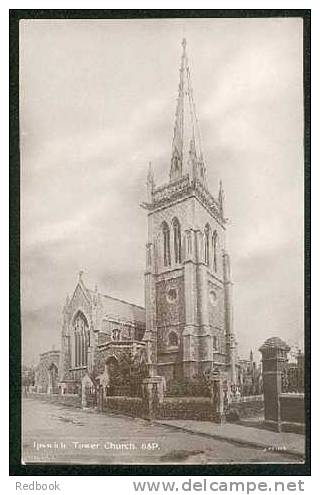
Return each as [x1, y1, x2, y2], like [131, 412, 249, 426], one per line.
[170, 39, 207, 188]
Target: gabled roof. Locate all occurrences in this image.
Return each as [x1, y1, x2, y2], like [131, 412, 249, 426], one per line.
[67, 272, 145, 324]
[88, 289, 145, 324]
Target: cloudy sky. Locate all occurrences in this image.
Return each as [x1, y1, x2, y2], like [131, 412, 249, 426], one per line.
[20, 18, 304, 365]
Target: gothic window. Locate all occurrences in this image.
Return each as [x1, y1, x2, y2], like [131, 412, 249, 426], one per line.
[74, 332, 78, 367]
[166, 287, 177, 303]
[168, 331, 179, 347]
[204, 223, 210, 266]
[135, 325, 145, 341]
[187, 231, 192, 255]
[162, 221, 171, 267]
[213, 231, 218, 272]
[213, 335, 218, 351]
[111, 328, 121, 341]
[172, 217, 181, 264]
[73, 312, 89, 368]
[106, 356, 119, 374]
[209, 290, 217, 306]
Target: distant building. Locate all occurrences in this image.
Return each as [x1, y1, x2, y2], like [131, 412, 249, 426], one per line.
[22, 365, 35, 390]
[237, 350, 262, 396]
[282, 349, 304, 393]
[34, 349, 60, 393]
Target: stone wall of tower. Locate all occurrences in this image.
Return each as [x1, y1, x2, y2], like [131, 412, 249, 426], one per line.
[223, 251, 237, 384]
[145, 197, 192, 381]
[155, 274, 184, 380]
[182, 227, 199, 378]
[144, 193, 230, 381]
[192, 199, 226, 275]
[144, 212, 158, 376]
[192, 199, 228, 374]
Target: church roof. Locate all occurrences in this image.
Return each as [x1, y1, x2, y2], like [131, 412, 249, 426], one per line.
[91, 290, 145, 324]
[68, 272, 145, 325]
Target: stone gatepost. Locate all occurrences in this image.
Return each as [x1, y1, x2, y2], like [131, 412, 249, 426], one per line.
[142, 376, 166, 420]
[81, 374, 95, 409]
[259, 337, 290, 431]
[211, 371, 226, 424]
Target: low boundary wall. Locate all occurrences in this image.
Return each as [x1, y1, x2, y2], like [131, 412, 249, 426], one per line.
[26, 392, 81, 408]
[279, 393, 305, 433]
[104, 396, 144, 417]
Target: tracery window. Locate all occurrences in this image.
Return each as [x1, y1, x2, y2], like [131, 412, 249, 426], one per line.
[204, 223, 210, 266]
[172, 217, 181, 264]
[73, 312, 89, 367]
[213, 335, 218, 351]
[168, 331, 179, 347]
[162, 221, 171, 267]
[213, 230, 218, 272]
[111, 328, 121, 341]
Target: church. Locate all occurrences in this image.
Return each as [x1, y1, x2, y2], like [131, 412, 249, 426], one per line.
[52, 39, 238, 395]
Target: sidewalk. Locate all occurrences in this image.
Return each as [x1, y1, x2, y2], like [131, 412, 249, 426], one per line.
[155, 418, 305, 459]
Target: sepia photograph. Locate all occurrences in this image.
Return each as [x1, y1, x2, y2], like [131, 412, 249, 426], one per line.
[13, 12, 309, 471]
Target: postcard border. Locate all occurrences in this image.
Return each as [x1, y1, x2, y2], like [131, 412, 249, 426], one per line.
[9, 8, 311, 477]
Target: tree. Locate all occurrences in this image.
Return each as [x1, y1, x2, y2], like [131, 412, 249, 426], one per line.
[109, 349, 148, 396]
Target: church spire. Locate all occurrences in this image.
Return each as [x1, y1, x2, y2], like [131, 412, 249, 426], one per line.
[169, 39, 207, 188]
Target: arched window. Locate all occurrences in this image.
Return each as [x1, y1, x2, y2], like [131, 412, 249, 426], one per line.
[213, 231, 218, 272]
[73, 312, 89, 367]
[168, 331, 179, 347]
[162, 221, 171, 267]
[204, 224, 210, 266]
[111, 328, 121, 341]
[106, 356, 119, 375]
[213, 335, 218, 351]
[74, 331, 78, 367]
[172, 217, 181, 264]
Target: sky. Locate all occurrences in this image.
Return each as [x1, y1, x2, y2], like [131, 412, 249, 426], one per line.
[20, 18, 304, 365]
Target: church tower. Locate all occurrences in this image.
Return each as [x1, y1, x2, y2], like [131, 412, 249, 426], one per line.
[142, 39, 237, 384]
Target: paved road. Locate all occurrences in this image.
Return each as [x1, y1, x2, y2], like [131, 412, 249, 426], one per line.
[22, 398, 299, 465]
